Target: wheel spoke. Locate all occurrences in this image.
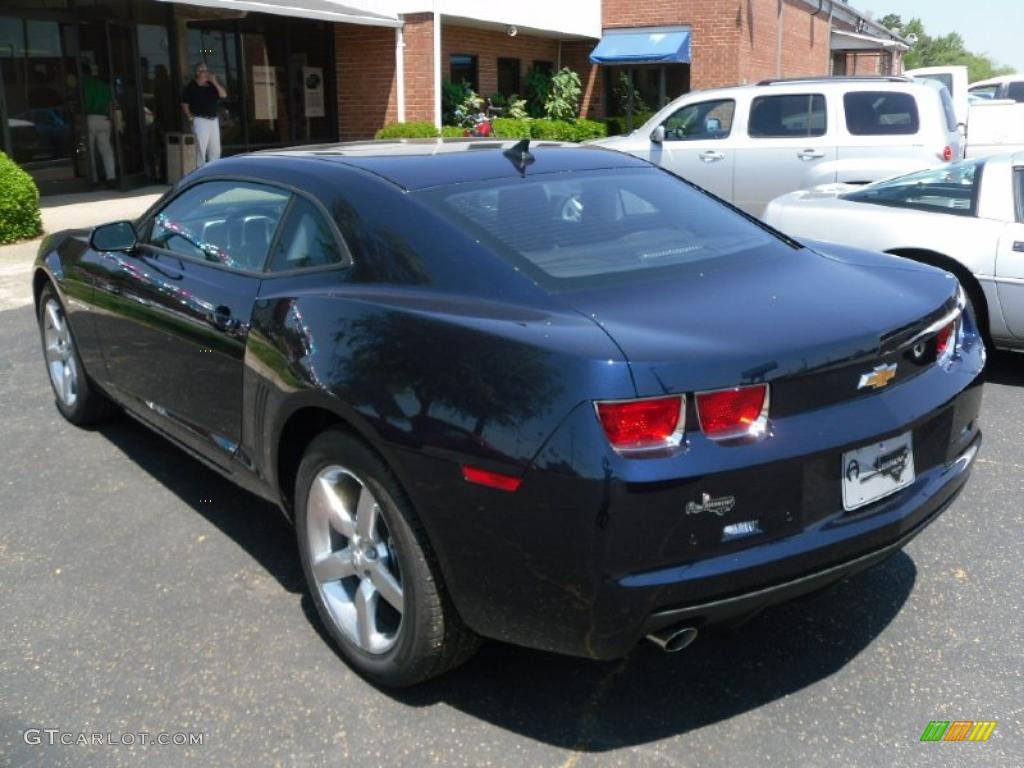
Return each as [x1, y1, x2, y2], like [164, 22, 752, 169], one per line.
[355, 579, 377, 649]
[355, 486, 378, 541]
[310, 476, 355, 539]
[45, 342, 62, 364]
[61, 364, 74, 403]
[369, 562, 403, 613]
[313, 548, 355, 583]
[45, 302, 63, 335]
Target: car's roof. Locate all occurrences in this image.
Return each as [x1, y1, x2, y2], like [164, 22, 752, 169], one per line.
[253, 139, 649, 191]
[970, 74, 1024, 88]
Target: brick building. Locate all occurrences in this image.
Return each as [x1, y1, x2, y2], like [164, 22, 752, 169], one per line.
[1, 0, 906, 194]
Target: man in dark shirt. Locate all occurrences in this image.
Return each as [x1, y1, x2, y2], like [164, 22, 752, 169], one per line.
[180, 62, 227, 167]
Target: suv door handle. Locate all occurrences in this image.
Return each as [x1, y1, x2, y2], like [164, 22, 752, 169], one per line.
[797, 149, 825, 160]
[699, 150, 725, 163]
[1014, 241, 1024, 253]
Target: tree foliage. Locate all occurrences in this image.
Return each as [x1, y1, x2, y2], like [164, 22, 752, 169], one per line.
[882, 13, 1014, 83]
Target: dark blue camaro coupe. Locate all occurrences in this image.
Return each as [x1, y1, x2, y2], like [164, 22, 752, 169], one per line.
[34, 140, 984, 686]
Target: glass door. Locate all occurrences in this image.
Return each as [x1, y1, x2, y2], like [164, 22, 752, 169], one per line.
[107, 21, 145, 186]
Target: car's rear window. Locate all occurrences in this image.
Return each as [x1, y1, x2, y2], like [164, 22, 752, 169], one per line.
[421, 168, 780, 290]
[841, 159, 982, 216]
[844, 91, 920, 135]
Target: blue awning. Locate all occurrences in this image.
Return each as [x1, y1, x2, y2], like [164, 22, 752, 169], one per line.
[589, 28, 692, 65]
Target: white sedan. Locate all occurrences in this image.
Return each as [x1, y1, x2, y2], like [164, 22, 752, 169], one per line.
[764, 152, 1024, 351]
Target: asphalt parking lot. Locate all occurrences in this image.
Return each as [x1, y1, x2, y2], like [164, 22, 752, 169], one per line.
[1, 300, 1021, 768]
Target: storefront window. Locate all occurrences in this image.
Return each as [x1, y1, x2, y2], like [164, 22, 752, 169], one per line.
[138, 23, 173, 181]
[450, 54, 478, 92]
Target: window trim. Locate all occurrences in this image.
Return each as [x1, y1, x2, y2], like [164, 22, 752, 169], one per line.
[1014, 167, 1024, 224]
[747, 93, 828, 139]
[137, 174, 353, 276]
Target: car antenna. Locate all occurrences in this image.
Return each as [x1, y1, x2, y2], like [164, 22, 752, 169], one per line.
[503, 139, 534, 177]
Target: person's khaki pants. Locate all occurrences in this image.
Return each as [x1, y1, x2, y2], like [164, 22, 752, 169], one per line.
[193, 116, 221, 167]
[87, 114, 115, 181]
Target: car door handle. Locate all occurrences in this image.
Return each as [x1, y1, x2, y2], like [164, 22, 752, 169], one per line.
[1013, 241, 1024, 253]
[699, 150, 725, 163]
[797, 149, 825, 160]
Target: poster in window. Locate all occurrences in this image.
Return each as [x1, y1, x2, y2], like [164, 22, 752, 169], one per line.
[252, 64, 277, 120]
[303, 66, 325, 118]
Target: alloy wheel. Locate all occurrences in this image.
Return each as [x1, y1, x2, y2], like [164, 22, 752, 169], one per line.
[42, 299, 79, 408]
[306, 465, 404, 654]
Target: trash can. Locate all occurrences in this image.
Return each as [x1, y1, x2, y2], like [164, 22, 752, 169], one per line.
[165, 133, 197, 184]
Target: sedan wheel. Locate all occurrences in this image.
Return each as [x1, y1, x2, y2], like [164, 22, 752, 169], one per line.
[295, 429, 479, 686]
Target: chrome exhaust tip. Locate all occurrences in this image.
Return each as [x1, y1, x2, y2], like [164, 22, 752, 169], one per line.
[646, 625, 698, 653]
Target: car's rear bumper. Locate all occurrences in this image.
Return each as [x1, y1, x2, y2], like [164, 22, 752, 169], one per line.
[638, 435, 978, 640]
[391, 349, 984, 661]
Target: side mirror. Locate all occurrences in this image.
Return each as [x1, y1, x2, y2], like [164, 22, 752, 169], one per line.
[91, 221, 137, 253]
[650, 125, 666, 144]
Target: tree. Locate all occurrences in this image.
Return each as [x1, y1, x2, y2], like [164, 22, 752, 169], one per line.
[881, 13, 1014, 83]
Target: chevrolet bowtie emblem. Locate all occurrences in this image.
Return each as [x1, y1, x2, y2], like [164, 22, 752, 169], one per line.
[858, 363, 897, 390]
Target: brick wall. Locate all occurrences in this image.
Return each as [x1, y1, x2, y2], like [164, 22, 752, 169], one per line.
[402, 13, 436, 124]
[335, 23, 397, 139]
[442, 23, 560, 100]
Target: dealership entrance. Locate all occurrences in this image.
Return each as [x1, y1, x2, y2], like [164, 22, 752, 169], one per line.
[0, 0, 340, 195]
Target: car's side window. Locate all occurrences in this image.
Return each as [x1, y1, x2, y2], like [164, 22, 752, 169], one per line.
[843, 91, 920, 136]
[662, 99, 735, 141]
[266, 196, 349, 272]
[968, 85, 999, 100]
[1007, 82, 1024, 103]
[147, 180, 290, 271]
[747, 94, 826, 138]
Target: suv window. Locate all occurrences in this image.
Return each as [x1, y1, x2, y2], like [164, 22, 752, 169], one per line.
[844, 91, 920, 135]
[1015, 169, 1024, 223]
[267, 196, 349, 272]
[841, 159, 981, 216]
[662, 99, 735, 141]
[1007, 82, 1024, 103]
[148, 180, 290, 271]
[748, 94, 826, 138]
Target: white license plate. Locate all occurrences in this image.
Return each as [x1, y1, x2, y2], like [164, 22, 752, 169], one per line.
[841, 432, 915, 511]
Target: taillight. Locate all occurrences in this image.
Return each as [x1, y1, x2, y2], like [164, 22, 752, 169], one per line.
[595, 395, 685, 454]
[942, 145, 953, 161]
[936, 317, 960, 364]
[695, 384, 770, 441]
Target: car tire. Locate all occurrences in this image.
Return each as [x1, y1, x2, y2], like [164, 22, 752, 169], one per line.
[37, 283, 117, 425]
[295, 428, 479, 686]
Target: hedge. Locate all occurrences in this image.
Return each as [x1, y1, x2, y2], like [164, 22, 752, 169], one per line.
[604, 112, 656, 136]
[374, 119, 607, 143]
[0, 151, 42, 244]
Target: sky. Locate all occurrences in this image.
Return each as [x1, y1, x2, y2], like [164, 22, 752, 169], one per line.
[863, 0, 1024, 72]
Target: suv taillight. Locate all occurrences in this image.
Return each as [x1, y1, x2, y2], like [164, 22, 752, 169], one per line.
[942, 145, 953, 161]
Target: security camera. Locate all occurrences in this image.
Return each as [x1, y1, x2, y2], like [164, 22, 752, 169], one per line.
[507, 25, 518, 37]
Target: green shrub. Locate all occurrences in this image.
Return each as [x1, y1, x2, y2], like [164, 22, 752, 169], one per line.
[544, 68, 582, 120]
[0, 152, 42, 244]
[441, 125, 467, 137]
[374, 121, 440, 139]
[491, 118, 533, 139]
[604, 112, 656, 136]
[491, 118, 607, 142]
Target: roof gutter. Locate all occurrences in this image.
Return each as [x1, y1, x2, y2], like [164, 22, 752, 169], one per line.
[794, 0, 908, 46]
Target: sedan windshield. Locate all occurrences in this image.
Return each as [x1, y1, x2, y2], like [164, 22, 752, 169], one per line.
[421, 168, 781, 290]
[841, 159, 983, 216]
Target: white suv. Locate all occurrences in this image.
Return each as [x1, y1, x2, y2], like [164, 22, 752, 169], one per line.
[594, 77, 962, 217]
